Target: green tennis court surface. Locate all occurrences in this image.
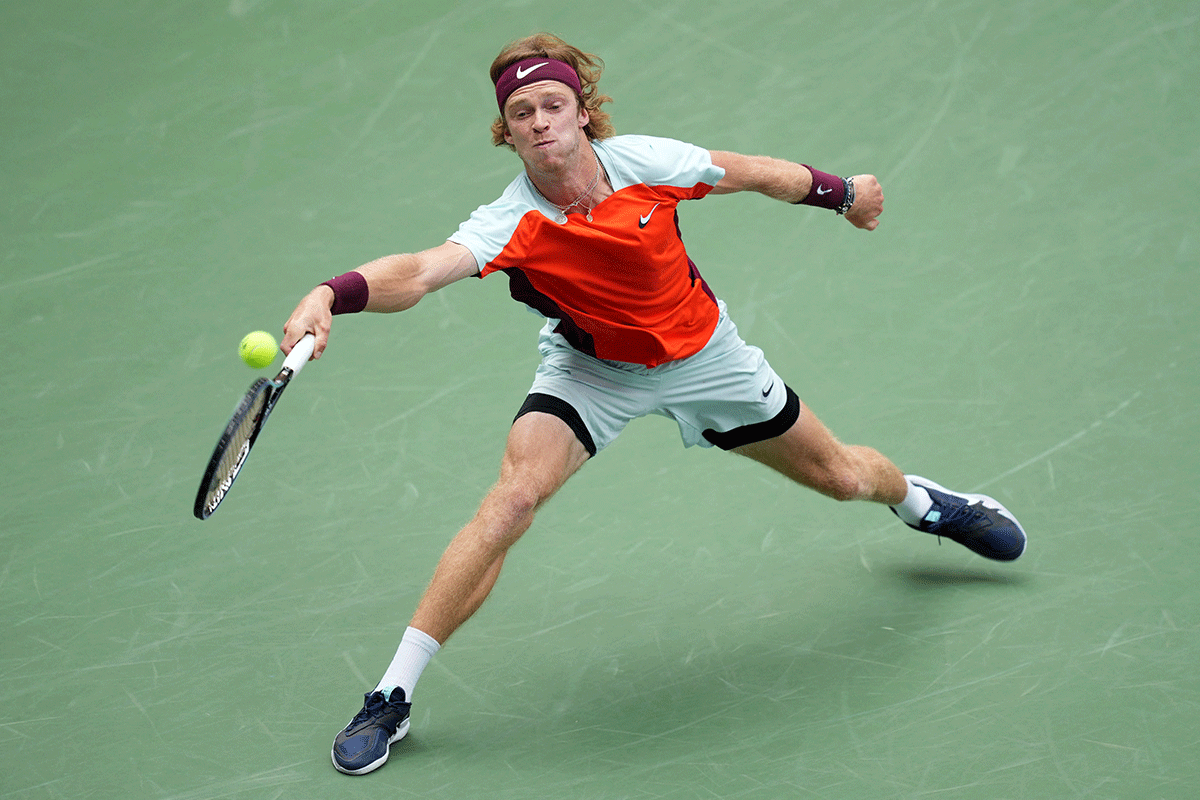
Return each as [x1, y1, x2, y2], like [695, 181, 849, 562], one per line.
[3, 2, 1196, 797]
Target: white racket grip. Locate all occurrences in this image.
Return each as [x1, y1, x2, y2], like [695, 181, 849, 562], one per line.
[282, 333, 316, 375]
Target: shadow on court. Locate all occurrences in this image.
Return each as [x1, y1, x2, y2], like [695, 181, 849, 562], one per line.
[888, 563, 1033, 589]
[399, 559, 1036, 783]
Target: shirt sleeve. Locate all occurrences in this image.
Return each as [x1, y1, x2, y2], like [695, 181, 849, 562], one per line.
[596, 135, 725, 195]
[447, 177, 532, 275]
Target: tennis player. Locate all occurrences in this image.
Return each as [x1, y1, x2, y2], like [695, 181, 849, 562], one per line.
[281, 33, 1027, 775]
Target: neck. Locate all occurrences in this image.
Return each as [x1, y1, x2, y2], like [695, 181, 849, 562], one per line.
[528, 142, 603, 210]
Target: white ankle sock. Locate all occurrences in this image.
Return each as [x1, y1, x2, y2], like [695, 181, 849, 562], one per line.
[891, 478, 933, 525]
[375, 626, 441, 700]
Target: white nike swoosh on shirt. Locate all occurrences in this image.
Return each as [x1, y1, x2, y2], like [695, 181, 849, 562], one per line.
[639, 203, 661, 227]
[516, 63, 549, 80]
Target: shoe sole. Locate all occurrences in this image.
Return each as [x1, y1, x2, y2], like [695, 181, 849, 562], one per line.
[907, 475, 1027, 560]
[331, 717, 410, 776]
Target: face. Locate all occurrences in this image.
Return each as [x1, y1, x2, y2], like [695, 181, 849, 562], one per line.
[502, 81, 590, 171]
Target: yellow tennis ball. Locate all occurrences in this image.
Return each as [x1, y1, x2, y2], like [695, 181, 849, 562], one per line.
[239, 330, 278, 369]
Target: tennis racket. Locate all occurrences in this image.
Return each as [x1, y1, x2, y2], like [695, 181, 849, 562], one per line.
[193, 333, 316, 520]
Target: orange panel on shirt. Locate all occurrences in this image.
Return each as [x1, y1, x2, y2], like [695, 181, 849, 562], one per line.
[480, 182, 719, 367]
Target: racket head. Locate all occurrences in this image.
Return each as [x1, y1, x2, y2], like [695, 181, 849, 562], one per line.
[193, 378, 273, 519]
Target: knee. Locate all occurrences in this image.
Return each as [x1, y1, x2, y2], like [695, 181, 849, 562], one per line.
[493, 484, 542, 527]
[474, 481, 544, 547]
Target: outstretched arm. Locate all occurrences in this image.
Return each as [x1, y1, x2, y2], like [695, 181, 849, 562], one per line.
[708, 150, 884, 231]
[282, 240, 478, 359]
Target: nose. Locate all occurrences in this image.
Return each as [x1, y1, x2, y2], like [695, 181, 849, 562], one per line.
[531, 109, 550, 131]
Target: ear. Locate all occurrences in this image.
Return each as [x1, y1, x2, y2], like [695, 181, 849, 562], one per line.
[577, 102, 590, 131]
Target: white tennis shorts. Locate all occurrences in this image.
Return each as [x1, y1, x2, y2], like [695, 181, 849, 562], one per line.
[518, 304, 799, 456]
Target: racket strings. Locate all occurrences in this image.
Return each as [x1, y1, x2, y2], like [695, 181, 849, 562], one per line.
[200, 388, 270, 515]
[195, 345, 309, 521]
[221, 391, 268, 473]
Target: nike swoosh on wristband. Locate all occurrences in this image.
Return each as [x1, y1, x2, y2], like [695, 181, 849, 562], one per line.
[815, 185, 832, 195]
[516, 62, 549, 80]
[639, 203, 661, 228]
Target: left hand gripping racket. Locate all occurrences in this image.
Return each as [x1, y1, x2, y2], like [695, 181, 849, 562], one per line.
[193, 334, 316, 519]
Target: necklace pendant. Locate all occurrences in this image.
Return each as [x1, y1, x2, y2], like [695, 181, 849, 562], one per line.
[585, 211, 593, 222]
[555, 211, 567, 224]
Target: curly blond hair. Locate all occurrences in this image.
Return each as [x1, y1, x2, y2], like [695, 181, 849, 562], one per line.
[490, 33, 615, 149]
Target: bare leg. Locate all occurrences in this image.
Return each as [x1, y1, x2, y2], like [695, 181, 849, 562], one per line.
[733, 399, 907, 504]
[409, 412, 591, 644]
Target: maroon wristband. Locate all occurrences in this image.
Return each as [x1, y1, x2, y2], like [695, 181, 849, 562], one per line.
[796, 165, 846, 209]
[320, 271, 369, 315]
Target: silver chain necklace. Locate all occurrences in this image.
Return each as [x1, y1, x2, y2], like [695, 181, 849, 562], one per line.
[533, 154, 602, 224]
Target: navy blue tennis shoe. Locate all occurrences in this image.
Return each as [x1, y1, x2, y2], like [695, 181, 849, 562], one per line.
[332, 689, 411, 775]
[900, 476, 1027, 561]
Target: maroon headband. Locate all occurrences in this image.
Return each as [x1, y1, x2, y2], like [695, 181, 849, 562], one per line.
[495, 57, 583, 112]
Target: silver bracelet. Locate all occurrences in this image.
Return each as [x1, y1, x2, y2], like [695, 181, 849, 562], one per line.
[835, 177, 856, 215]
